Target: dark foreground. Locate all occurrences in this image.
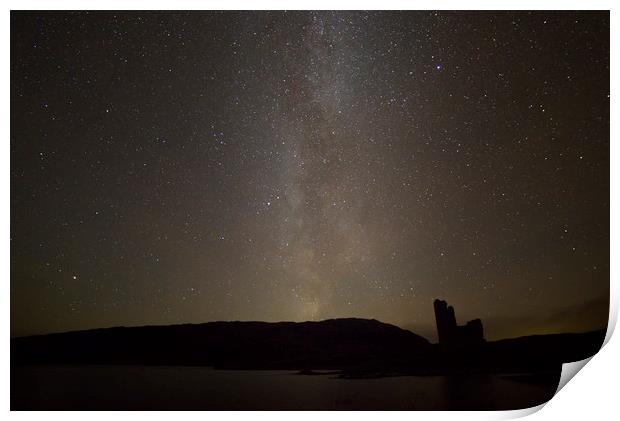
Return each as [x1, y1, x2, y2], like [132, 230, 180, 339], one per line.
[11, 366, 561, 410]
[11, 318, 604, 410]
[11, 318, 604, 373]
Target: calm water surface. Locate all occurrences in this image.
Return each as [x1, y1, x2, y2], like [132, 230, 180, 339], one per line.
[11, 365, 559, 410]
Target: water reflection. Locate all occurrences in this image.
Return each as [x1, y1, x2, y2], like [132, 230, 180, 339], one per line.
[11, 365, 560, 410]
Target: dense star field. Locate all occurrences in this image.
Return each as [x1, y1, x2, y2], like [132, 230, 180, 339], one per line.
[11, 11, 609, 340]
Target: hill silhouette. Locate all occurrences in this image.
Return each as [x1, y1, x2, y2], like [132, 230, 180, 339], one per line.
[11, 317, 604, 376]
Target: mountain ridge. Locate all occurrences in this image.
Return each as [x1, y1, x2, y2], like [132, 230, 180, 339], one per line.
[11, 317, 604, 375]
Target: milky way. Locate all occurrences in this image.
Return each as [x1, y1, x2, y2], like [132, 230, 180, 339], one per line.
[11, 11, 609, 340]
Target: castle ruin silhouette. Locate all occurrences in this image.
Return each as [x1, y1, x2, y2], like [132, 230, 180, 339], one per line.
[434, 299, 485, 345]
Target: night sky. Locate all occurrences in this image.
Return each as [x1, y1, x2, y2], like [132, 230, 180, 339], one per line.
[11, 11, 609, 340]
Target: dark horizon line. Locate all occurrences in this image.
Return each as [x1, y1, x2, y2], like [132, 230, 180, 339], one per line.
[10, 316, 608, 344]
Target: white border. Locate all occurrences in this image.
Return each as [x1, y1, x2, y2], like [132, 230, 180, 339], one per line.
[4, 1, 617, 420]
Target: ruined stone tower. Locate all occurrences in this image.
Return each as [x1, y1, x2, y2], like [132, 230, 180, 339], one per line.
[433, 299, 485, 345]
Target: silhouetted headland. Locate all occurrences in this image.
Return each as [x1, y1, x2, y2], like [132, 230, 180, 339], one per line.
[11, 300, 605, 378]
